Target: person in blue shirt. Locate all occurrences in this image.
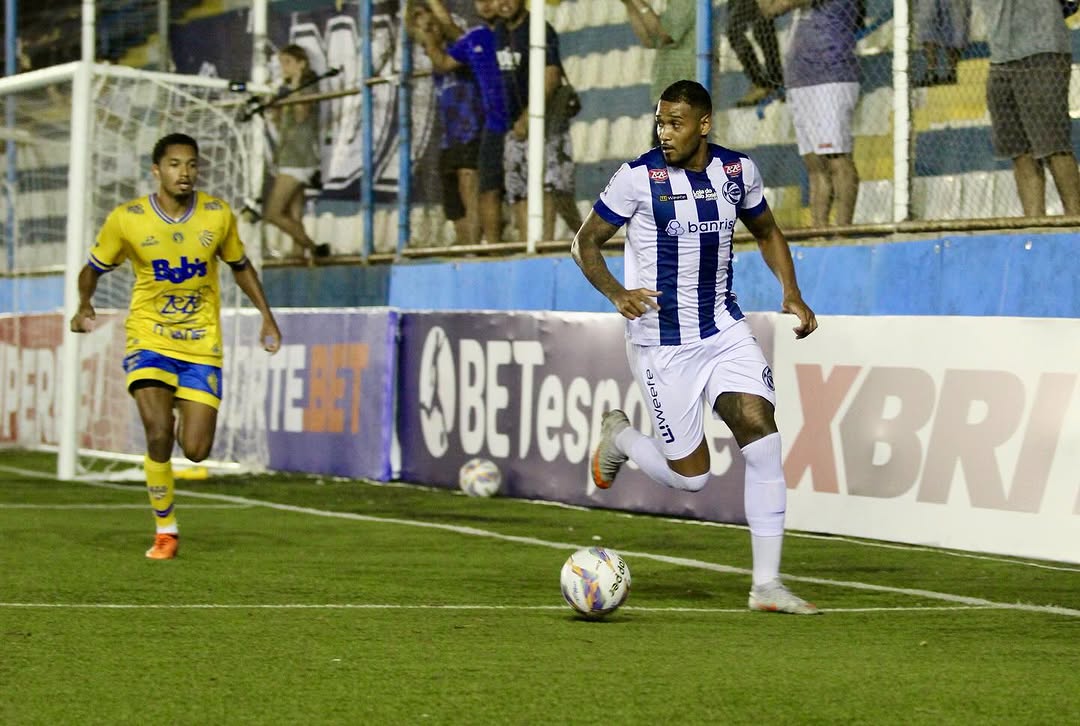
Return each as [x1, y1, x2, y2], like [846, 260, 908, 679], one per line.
[496, 0, 583, 242]
[411, 0, 510, 245]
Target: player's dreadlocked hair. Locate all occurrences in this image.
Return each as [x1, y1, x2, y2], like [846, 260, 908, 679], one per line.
[659, 80, 713, 118]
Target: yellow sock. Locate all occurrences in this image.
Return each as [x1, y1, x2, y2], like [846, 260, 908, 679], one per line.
[144, 455, 178, 534]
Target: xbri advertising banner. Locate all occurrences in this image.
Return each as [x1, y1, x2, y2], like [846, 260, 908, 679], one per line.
[397, 311, 778, 523]
[775, 315, 1080, 564]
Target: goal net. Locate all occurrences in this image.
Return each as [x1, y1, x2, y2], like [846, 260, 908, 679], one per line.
[0, 62, 270, 479]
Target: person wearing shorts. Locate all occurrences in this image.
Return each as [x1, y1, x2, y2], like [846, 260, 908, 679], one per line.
[496, 0, 583, 242]
[265, 45, 331, 260]
[572, 80, 821, 614]
[69, 133, 281, 560]
[761, 0, 863, 227]
[413, 0, 510, 244]
[984, 0, 1080, 216]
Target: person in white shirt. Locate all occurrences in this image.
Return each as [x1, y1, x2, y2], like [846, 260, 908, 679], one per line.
[571, 80, 820, 614]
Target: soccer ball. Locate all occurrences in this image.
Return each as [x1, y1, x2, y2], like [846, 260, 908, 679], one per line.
[560, 546, 631, 618]
[458, 457, 501, 497]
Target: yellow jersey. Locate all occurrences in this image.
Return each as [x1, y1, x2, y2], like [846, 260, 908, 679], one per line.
[88, 191, 248, 367]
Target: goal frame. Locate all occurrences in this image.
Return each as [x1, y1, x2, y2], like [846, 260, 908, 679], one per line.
[0, 61, 271, 480]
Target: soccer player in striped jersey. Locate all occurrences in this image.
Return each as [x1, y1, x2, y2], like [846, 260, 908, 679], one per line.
[69, 133, 282, 560]
[571, 81, 820, 614]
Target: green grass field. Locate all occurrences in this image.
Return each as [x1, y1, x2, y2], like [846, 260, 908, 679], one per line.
[1, 450, 1077, 725]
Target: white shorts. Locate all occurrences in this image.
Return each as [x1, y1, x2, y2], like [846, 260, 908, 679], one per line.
[788, 82, 859, 156]
[277, 166, 317, 184]
[626, 320, 775, 460]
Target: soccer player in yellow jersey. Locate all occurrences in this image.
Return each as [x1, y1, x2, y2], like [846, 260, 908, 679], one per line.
[69, 133, 282, 560]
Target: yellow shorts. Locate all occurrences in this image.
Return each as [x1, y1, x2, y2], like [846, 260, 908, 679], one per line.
[123, 350, 223, 410]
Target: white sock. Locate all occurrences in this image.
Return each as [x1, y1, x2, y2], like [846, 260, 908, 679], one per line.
[751, 535, 782, 587]
[617, 427, 709, 492]
[742, 433, 787, 585]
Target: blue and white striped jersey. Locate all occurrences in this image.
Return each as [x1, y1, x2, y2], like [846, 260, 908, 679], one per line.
[594, 144, 768, 347]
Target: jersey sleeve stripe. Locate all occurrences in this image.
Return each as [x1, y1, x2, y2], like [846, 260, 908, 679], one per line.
[87, 254, 118, 273]
[739, 198, 768, 220]
[225, 255, 249, 271]
[593, 199, 628, 227]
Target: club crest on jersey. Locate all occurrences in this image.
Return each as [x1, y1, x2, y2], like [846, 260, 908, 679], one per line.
[722, 180, 742, 204]
[649, 168, 669, 183]
[723, 161, 742, 178]
[199, 230, 214, 248]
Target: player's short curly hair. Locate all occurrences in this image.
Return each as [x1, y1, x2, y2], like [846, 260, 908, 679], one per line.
[659, 80, 713, 117]
[152, 133, 199, 165]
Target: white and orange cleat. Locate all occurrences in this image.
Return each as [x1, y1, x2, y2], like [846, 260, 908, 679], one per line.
[748, 578, 820, 615]
[145, 533, 179, 560]
[591, 410, 630, 489]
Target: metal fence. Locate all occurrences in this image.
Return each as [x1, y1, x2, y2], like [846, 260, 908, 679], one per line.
[4, 0, 1080, 266]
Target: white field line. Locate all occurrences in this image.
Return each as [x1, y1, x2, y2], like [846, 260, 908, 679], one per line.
[0, 503, 251, 510]
[0, 603, 1002, 614]
[2, 464, 1077, 618]
[657, 517, 1080, 574]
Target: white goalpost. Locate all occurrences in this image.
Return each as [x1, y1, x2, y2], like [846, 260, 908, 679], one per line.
[0, 60, 272, 480]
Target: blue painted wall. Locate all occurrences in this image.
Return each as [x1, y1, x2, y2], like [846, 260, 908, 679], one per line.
[380, 231, 1080, 318]
[6, 231, 1078, 317]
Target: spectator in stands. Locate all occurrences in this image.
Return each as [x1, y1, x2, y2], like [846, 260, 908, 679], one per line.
[409, 0, 510, 245]
[728, 0, 785, 106]
[913, 0, 970, 87]
[496, 0, 583, 241]
[984, 0, 1080, 217]
[265, 45, 331, 262]
[620, 0, 696, 109]
[760, 0, 862, 227]
[409, 3, 485, 246]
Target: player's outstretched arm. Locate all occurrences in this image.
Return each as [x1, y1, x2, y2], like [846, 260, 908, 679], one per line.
[69, 264, 101, 333]
[231, 264, 282, 353]
[571, 210, 660, 321]
[742, 206, 818, 339]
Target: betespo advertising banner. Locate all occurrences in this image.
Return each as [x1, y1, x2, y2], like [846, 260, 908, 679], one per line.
[397, 311, 777, 523]
[774, 316, 1080, 564]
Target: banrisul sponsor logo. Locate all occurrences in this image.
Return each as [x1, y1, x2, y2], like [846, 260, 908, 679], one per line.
[664, 219, 736, 236]
[152, 256, 207, 283]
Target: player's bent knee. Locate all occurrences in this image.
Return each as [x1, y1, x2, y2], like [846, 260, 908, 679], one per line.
[181, 442, 211, 463]
[144, 424, 174, 453]
[669, 471, 710, 492]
